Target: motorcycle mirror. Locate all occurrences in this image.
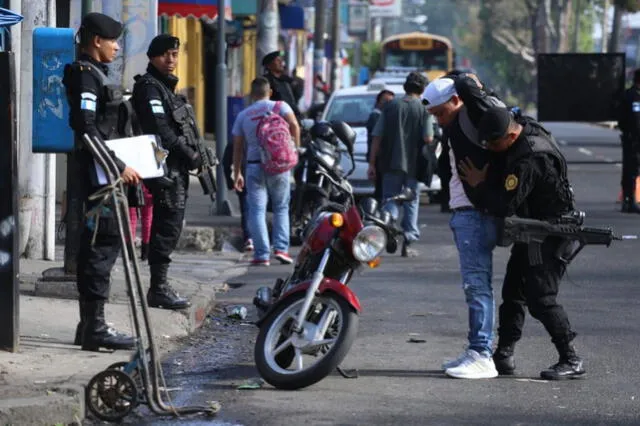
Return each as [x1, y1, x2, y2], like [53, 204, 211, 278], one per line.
[301, 118, 315, 131]
[386, 238, 398, 254]
[329, 120, 356, 155]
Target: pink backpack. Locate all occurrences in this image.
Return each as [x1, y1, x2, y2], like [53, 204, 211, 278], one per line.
[255, 101, 298, 175]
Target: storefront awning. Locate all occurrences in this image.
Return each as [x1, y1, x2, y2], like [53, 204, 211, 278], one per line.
[279, 4, 304, 30]
[158, 0, 232, 19]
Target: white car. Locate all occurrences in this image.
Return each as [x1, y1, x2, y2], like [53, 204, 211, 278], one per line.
[320, 80, 441, 196]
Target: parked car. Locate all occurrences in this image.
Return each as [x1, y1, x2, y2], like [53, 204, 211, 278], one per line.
[320, 80, 441, 196]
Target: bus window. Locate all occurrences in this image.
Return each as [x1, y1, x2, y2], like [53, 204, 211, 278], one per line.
[384, 49, 449, 71]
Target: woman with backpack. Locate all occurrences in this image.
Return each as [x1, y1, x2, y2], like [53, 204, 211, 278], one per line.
[231, 77, 301, 266]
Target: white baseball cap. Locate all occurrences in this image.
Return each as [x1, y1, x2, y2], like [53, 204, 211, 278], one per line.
[422, 78, 457, 108]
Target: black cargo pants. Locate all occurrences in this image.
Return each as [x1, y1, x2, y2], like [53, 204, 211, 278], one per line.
[497, 238, 577, 346]
[621, 133, 640, 199]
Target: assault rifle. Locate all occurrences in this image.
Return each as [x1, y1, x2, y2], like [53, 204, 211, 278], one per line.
[496, 211, 636, 265]
[173, 102, 219, 202]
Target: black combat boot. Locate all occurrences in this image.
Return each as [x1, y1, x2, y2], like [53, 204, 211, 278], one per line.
[147, 264, 191, 310]
[493, 343, 516, 376]
[140, 243, 149, 261]
[73, 299, 87, 346]
[621, 196, 640, 213]
[81, 300, 136, 351]
[540, 341, 586, 380]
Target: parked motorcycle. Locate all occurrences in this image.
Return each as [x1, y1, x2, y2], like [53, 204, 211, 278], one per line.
[253, 121, 415, 390]
[290, 121, 347, 246]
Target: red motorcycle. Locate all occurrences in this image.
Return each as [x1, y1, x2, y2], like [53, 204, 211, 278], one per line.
[253, 121, 415, 390]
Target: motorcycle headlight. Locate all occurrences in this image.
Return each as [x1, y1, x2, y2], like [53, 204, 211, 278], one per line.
[352, 225, 387, 262]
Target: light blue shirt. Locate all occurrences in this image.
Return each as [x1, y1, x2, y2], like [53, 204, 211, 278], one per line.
[232, 99, 293, 163]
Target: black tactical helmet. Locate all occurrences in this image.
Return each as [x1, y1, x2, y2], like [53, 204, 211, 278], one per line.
[310, 121, 337, 144]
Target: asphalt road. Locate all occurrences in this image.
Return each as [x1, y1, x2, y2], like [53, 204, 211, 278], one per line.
[140, 123, 640, 426]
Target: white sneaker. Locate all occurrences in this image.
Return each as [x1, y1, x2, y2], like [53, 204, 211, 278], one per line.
[441, 349, 473, 371]
[445, 350, 498, 379]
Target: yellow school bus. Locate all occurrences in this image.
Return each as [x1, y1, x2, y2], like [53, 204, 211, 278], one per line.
[380, 32, 454, 82]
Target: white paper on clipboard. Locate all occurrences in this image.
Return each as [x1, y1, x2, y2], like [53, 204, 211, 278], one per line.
[94, 135, 167, 185]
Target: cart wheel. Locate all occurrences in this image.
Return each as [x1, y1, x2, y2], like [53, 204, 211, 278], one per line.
[86, 369, 138, 422]
[107, 361, 147, 404]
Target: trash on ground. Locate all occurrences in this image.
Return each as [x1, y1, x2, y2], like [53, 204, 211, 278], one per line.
[227, 306, 248, 320]
[407, 337, 426, 343]
[237, 378, 264, 390]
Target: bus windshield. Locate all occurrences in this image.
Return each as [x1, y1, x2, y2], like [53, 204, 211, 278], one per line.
[384, 48, 449, 71]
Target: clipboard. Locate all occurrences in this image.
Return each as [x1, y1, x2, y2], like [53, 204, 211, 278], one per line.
[94, 135, 168, 185]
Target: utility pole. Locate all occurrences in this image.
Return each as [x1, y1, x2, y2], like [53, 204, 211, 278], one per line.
[608, 1, 623, 53]
[330, 0, 340, 93]
[18, 0, 56, 261]
[256, 0, 279, 77]
[313, 0, 327, 103]
[601, 0, 609, 52]
[572, 0, 581, 52]
[215, 0, 231, 215]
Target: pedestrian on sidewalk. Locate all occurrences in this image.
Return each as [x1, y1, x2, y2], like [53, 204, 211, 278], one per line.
[130, 34, 197, 310]
[262, 51, 301, 121]
[460, 107, 585, 381]
[128, 183, 154, 260]
[232, 77, 300, 266]
[222, 139, 253, 252]
[422, 72, 505, 379]
[367, 72, 434, 257]
[366, 89, 395, 202]
[62, 12, 140, 351]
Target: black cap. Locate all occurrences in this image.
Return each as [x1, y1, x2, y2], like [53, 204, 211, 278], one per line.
[147, 34, 180, 58]
[479, 106, 512, 143]
[262, 50, 282, 67]
[80, 12, 123, 39]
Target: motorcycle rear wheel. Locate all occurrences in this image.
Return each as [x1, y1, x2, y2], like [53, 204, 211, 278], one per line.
[254, 292, 359, 390]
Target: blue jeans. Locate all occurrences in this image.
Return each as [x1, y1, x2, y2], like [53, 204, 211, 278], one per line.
[245, 163, 291, 261]
[382, 172, 420, 242]
[449, 210, 497, 355]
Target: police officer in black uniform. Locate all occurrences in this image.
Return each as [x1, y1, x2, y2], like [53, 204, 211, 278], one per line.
[130, 35, 196, 310]
[458, 107, 585, 381]
[62, 12, 140, 351]
[262, 50, 301, 120]
[618, 69, 640, 213]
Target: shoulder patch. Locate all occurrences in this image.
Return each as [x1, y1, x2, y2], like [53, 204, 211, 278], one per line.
[80, 92, 97, 111]
[505, 174, 518, 191]
[149, 99, 164, 114]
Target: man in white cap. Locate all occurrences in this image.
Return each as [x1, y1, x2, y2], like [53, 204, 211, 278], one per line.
[422, 72, 506, 379]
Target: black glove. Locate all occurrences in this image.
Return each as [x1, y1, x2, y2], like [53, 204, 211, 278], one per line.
[178, 142, 202, 170]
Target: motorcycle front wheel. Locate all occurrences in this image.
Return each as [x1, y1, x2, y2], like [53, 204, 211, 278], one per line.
[254, 292, 359, 390]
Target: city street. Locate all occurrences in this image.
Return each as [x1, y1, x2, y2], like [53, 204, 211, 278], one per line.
[143, 122, 639, 425]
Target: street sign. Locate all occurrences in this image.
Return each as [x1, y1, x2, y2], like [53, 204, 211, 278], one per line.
[348, 4, 368, 35]
[368, 0, 402, 18]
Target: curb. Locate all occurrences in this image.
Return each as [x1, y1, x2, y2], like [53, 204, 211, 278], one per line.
[0, 386, 84, 426]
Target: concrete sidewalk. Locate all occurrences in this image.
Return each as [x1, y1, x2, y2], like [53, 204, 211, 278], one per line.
[0, 187, 250, 425]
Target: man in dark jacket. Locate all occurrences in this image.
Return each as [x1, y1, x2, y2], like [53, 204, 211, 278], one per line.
[617, 69, 640, 213]
[459, 107, 584, 381]
[62, 12, 140, 351]
[366, 89, 395, 201]
[262, 50, 301, 120]
[131, 34, 196, 311]
[423, 73, 505, 379]
[368, 72, 433, 257]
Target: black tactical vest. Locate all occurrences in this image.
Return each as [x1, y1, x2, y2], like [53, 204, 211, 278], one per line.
[63, 60, 136, 140]
[133, 73, 200, 145]
[506, 120, 575, 218]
